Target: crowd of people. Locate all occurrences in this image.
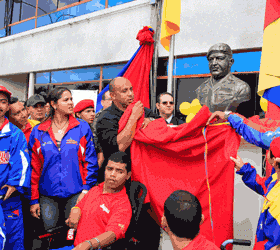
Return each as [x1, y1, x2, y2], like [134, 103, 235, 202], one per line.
[1, 42, 280, 250]
[0, 77, 187, 250]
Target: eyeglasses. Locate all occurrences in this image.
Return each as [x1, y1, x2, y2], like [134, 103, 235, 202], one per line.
[161, 101, 174, 105]
[104, 99, 112, 101]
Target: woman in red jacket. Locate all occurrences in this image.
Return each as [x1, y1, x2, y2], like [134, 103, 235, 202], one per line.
[29, 87, 98, 239]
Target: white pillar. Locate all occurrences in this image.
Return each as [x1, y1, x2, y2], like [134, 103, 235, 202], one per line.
[167, 35, 175, 94]
[28, 72, 35, 98]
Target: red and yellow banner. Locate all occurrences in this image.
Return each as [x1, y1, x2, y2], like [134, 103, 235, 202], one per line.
[258, 0, 280, 96]
[160, 0, 181, 51]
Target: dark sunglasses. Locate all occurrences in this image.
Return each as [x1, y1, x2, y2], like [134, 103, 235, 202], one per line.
[161, 101, 174, 105]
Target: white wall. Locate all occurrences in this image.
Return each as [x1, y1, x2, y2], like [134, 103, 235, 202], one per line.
[0, 74, 28, 101]
[0, 0, 155, 77]
[159, 0, 266, 57]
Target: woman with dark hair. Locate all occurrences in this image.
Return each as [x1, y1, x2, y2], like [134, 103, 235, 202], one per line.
[28, 87, 98, 239]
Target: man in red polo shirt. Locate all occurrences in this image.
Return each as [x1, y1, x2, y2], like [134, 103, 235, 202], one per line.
[66, 151, 132, 250]
[9, 97, 39, 143]
[161, 190, 220, 250]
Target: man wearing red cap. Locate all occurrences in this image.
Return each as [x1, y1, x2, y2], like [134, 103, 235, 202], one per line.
[208, 111, 280, 249]
[74, 99, 95, 134]
[0, 85, 31, 250]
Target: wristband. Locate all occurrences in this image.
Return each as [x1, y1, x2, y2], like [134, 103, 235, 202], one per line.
[82, 190, 88, 194]
[85, 240, 93, 250]
[94, 237, 101, 250]
[71, 206, 80, 210]
[224, 111, 232, 120]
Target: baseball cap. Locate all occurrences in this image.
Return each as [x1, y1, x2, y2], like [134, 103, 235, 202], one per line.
[26, 94, 46, 107]
[0, 85, 12, 101]
[207, 43, 233, 59]
[74, 99, 95, 113]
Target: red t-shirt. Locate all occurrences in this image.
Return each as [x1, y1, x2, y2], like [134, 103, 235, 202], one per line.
[182, 234, 220, 250]
[74, 182, 132, 246]
[0, 118, 9, 131]
[22, 119, 40, 143]
[22, 121, 32, 143]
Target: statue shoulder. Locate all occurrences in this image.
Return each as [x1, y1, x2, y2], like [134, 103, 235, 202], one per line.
[228, 74, 251, 97]
[196, 78, 210, 93]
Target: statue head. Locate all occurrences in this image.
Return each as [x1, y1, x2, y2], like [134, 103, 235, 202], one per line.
[206, 43, 234, 80]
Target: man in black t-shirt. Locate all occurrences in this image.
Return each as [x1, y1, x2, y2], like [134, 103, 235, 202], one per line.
[96, 77, 158, 182]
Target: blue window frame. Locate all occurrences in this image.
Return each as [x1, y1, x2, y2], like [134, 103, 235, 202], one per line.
[102, 63, 126, 79]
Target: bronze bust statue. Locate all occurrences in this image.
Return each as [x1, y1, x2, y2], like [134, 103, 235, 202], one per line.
[196, 43, 251, 112]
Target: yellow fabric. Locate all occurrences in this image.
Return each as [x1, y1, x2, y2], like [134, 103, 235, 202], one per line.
[28, 119, 40, 128]
[258, 18, 280, 96]
[260, 97, 268, 112]
[262, 174, 280, 225]
[160, 0, 181, 51]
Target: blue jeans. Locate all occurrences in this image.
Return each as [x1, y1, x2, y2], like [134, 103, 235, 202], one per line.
[40, 193, 80, 231]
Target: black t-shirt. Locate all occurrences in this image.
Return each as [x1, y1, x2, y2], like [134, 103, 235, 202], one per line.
[96, 102, 158, 182]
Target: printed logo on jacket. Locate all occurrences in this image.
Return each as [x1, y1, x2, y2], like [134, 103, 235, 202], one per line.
[0, 151, 9, 164]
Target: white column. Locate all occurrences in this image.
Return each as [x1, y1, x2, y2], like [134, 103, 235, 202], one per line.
[167, 35, 175, 94]
[28, 72, 35, 98]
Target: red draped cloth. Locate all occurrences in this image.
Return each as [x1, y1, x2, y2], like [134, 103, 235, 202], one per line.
[118, 104, 241, 248]
[123, 26, 154, 109]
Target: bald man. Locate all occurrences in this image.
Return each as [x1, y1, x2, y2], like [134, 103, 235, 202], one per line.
[196, 43, 250, 112]
[96, 77, 158, 181]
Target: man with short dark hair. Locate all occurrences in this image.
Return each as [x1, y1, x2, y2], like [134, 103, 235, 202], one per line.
[196, 43, 250, 112]
[9, 97, 40, 143]
[26, 94, 46, 122]
[162, 190, 219, 250]
[156, 92, 184, 125]
[66, 151, 132, 250]
[92, 90, 112, 167]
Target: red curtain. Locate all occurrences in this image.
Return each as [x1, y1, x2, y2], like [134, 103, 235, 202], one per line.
[119, 105, 241, 247]
[123, 26, 154, 109]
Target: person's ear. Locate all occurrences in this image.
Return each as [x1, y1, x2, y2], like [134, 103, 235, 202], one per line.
[161, 214, 168, 228]
[110, 91, 116, 101]
[200, 214, 204, 225]
[126, 171, 131, 180]
[76, 113, 81, 118]
[156, 103, 160, 110]
[50, 101, 57, 111]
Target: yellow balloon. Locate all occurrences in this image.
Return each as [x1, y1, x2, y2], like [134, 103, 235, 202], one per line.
[186, 113, 195, 123]
[180, 102, 191, 115]
[260, 97, 268, 112]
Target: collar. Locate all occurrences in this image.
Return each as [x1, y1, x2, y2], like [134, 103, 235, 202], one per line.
[111, 102, 124, 116]
[0, 118, 9, 131]
[0, 117, 11, 136]
[22, 120, 32, 133]
[98, 182, 127, 197]
[38, 114, 79, 132]
[165, 115, 173, 124]
[210, 72, 232, 88]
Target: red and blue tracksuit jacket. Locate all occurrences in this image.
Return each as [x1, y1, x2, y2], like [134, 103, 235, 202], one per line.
[28, 115, 98, 205]
[0, 118, 31, 250]
[228, 113, 280, 249]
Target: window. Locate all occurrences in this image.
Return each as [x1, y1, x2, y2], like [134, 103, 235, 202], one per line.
[21, 0, 37, 20]
[102, 63, 126, 79]
[3, 0, 134, 37]
[0, 1, 6, 29]
[38, 0, 57, 16]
